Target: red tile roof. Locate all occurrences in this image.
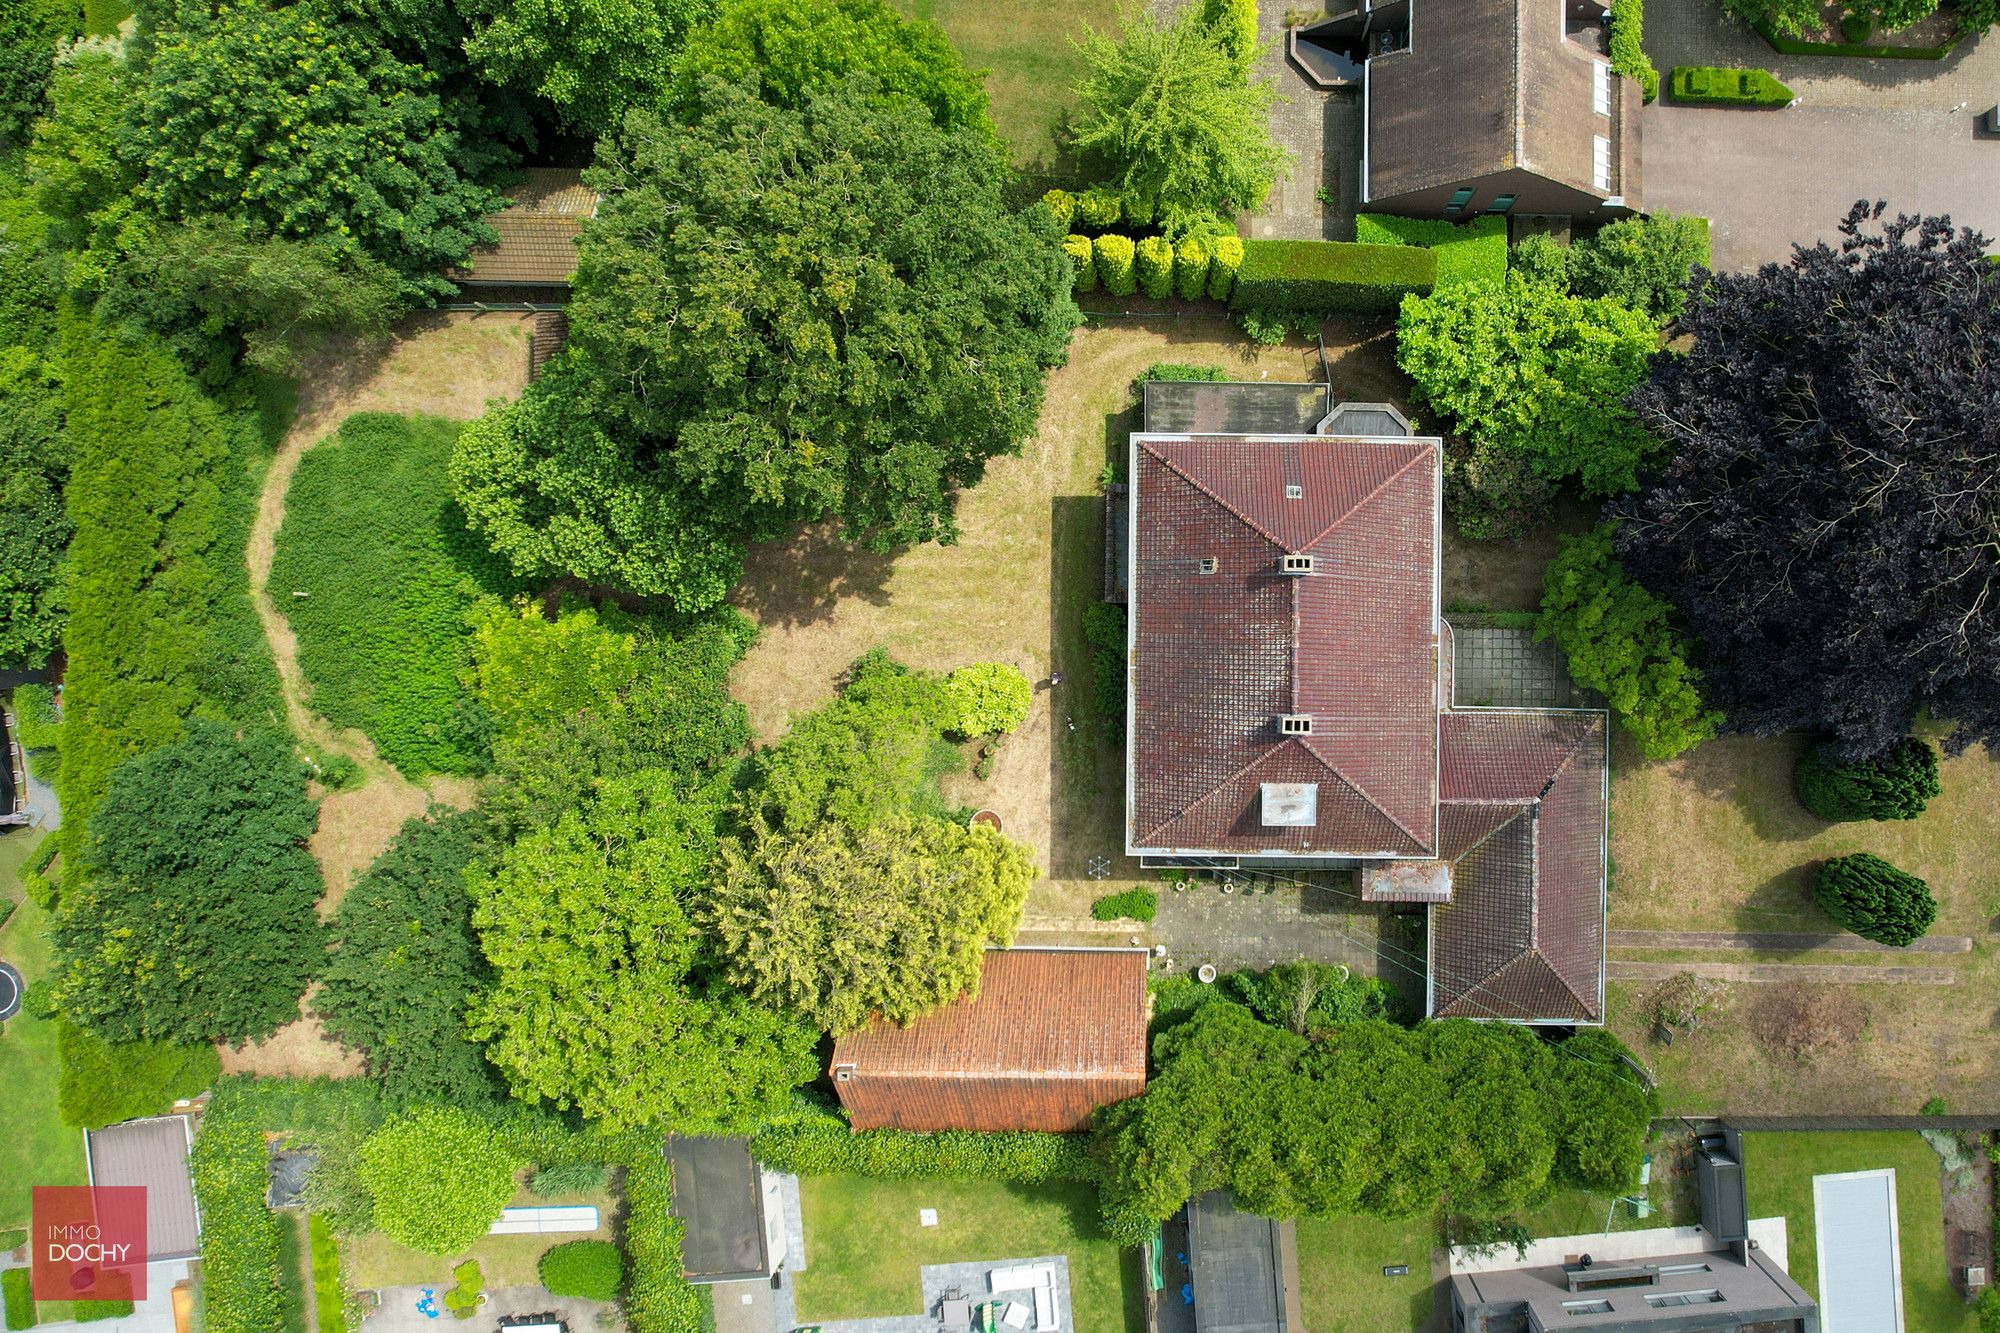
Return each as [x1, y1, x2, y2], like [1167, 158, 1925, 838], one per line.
[447, 168, 597, 287]
[1128, 436, 1440, 857]
[829, 949, 1149, 1133]
[1430, 711, 1607, 1023]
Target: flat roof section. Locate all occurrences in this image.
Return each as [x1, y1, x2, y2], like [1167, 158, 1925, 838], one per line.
[85, 1116, 200, 1261]
[1814, 1168, 1904, 1333]
[1188, 1192, 1301, 1333]
[1142, 382, 1329, 436]
[667, 1136, 770, 1283]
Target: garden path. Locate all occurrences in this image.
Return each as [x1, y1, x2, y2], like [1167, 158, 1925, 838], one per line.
[1610, 929, 1973, 954]
[1610, 959, 1956, 984]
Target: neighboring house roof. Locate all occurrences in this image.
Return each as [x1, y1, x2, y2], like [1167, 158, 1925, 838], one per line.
[830, 948, 1149, 1133]
[1364, 0, 1640, 207]
[1126, 434, 1441, 859]
[667, 1136, 774, 1283]
[86, 1115, 200, 1261]
[447, 168, 596, 288]
[1429, 710, 1607, 1023]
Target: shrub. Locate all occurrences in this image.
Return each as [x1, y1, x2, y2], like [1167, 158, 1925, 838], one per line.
[21, 869, 53, 911]
[1510, 233, 1575, 288]
[1200, 0, 1261, 62]
[1839, 9, 1873, 39]
[1094, 234, 1138, 297]
[443, 1259, 482, 1319]
[1082, 602, 1128, 727]
[1567, 211, 1713, 323]
[1075, 186, 1122, 230]
[1354, 213, 1507, 288]
[528, 1161, 608, 1198]
[1814, 853, 1938, 946]
[1092, 889, 1158, 922]
[12, 683, 58, 750]
[1230, 238, 1437, 316]
[1608, 0, 1659, 100]
[1795, 736, 1941, 822]
[1173, 236, 1211, 299]
[190, 1095, 287, 1333]
[751, 1100, 1095, 1182]
[945, 663, 1032, 735]
[1140, 363, 1229, 383]
[358, 1107, 521, 1254]
[1206, 235, 1243, 300]
[2, 1268, 32, 1330]
[1981, 1285, 2000, 1333]
[539, 1240, 624, 1301]
[1041, 187, 1076, 228]
[56, 1022, 220, 1129]
[1670, 65, 1794, 106]
[306, 1215, 342, 1333]
[1063, 235, 1097, 293]
[1238, 309, 1287, 344]
[1135, 235, 1175, 299]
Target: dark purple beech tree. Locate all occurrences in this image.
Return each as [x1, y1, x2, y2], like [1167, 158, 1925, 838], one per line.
[1610, 203, 2000, 759]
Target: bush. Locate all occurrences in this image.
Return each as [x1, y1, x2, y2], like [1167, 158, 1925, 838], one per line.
[269, 413, 524, 776]
[2, 1268, 32, 1330]
[56, 1022, 220, 1128]
[1206, 235, 1243, 300]
[443, 1259, 482, 1319]
[1230, 239, 1437, 317]
[1238, 309, 1287, 344]
[1567, 212, 1713, 323]
[751, 1100, 1094, 1182]
[1670, 65, 1794, 106]
[1081, 602, 1128, 727]
[1041, 188, 1076, 228]
[1200, 0, 1261, 61]
[1094, 234, 1138, 297]
[1173, 236, 1211, 299]
[1135, 235, 1175, 299]
[945, 663, 1032, 735]
[1510, 233, 1575, 288]
[1608, 0, 1659, 101]
[1140, 363, 1229, 383]
[1063, 235, 1097, 294]
[1839, 9, 1873, 39]
[358, 1107, 522, 1254]
[539, 1240, 624, 1301]
[1354, 213, 1507, 287]
[1075, 187, 1122, 230]
[1091, 889, 1158, 922]
[1795, 736, 1941, 822]
[1981, 1284, 2000, 1333]
[306, 1215, 342, 1333]
[1814, 853, 1938, 946]
[529, 1161, 608, 1198]
[12, 684, 58, 750]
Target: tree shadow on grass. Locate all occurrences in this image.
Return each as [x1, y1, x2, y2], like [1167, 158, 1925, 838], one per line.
[732, 520, 901, 630]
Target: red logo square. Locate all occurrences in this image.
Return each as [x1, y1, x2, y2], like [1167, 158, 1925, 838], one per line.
[31, 1186, 148, 1303]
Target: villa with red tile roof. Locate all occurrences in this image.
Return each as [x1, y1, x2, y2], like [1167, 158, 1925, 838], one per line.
[1125, 388, 1609, 1024]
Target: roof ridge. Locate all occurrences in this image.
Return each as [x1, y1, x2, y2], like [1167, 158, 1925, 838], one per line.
[1294, 443, 1435, 551]
[1148, 737, 1347, 839]
[1142, 440, 1289, 550]
[1442, 797, 1532, 861]
[1302, 737, 1436, 854]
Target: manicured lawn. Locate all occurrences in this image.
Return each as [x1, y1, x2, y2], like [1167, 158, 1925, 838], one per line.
[896, 0, 1121, 172]
[342, 1180, 619, 1290]
[1294, 1213, 1436, 1333]
[791, 1175, 1144, 1332]
[0, 830, 87, 1229]
[1741, 1131, 1976, 1333]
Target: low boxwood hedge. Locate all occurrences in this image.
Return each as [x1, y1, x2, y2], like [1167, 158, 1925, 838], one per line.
[1354, 214, 1506, 288]
[1670, 65, 1795, 106]
[1750, 15, 1960, 58]
[1230, 239, 1437, 316]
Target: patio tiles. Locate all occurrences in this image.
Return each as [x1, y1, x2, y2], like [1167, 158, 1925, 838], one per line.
[806, 1255, 1074, 1333]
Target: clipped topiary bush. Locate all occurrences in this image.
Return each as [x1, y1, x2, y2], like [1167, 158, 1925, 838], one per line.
[1231, 239, 1437, 316]
[1041, 187, 1076, 229]
[945, 663, 1032, 736]
[539, 1239, 624, 1301]
[1063, 235, 1098, 294]
[1173, 236, 1211, 300]
[1094, 234, 1138, 297]
[1135, 236, 1175, 299]
[1075, 187, 1122, 231]
[1670, 65, 1794, 106]
[1814, 853, 1937, 946]
[1795, 736, 1941, 822]
[1206, 235, 1244, 300]
[358, 1107, 521, 1255]
[1091, 889, 1158, 922]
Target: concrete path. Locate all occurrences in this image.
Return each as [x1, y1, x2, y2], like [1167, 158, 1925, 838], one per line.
[1610, 929, 1974, 954]
[1609, 960, 1956, 984]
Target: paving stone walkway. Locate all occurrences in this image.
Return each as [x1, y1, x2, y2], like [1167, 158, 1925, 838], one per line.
[1610, 929, 1974, 954]
[1151, 871, 1428, 1003]
[1609, 959, 1956, 984]
[1448, 625, 1593, 709]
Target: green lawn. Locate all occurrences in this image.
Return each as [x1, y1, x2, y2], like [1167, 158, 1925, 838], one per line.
[1742, 1131, 1976, 1333]
[1294, 1213, 1437, 1333]
[0, 829, 87, 1229]
[792, 1176, 1144, 1332]
[896, 0, 1121, 172]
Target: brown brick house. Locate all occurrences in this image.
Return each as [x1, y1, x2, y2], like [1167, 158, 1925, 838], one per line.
[1125, 405, 1609, 1024]
[829, 947, 1150, 1132]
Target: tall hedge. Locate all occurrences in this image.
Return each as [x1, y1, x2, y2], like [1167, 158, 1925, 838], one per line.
[1608, 0, 1659, 101]
[1207, 235, 1243, 300]
[189, 1095, 287, 1333]
[1230, 239, 1436, 316]
[1173, 236, 1211, 299]
[1063, 234, 1097, 293]
[1353, 213, 1507, 287]
[1094, 233, 1138, 297]
[1135, 235, 1174, 299]
[1796, 737, 1941, 822]
[1814, 853, 1937, 946]
[751, 1099, 1094, 1182]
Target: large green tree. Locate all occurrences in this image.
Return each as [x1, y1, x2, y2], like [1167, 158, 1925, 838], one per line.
[51, 721, 325, 1043]
[459, 0, 714, 135]
[1067, 7, 1286, 236]
[0, 345, 67, 668]
[316, 812, 497, 1105]
[122, 0, 501, 300]
[358, 1106, 521, 1254]
[708, 814, 1033, 1033]
[453, 78, 1076, 609]
[0, 0, 78, 150]
[466, 773, 816, 1131]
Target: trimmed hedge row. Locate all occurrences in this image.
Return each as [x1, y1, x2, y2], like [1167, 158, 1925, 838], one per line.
[1075, 233, 1242, 302]
[751, 1099, 1094, 1183]
[1670, 65, 1794, 106]
[1354, 214, 1506, 288]
[1231, 238, 1437, 316]
[1609, 0, 1659, 100]
[1750, 14, 1961, 57]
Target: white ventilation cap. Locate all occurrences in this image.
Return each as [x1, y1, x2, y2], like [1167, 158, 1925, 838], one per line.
[1261, 782, 1318, 827]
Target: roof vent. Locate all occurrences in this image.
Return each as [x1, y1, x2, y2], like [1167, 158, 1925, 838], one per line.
[1278, 553, 1314, 575]
[1260, 781, 1318, 827]
[833, 1063, 856, 1083]
[1284, 484, 1303, 500]
[1278, 714, 1313, 736]
[1196, 557, 1218, 575]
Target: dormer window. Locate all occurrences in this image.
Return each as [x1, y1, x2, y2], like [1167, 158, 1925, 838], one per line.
[1279, 553, 1314, 575]
[1197, 557, 1218, 575]
[1279, 714, 1313, 735]
[1284, 484, 1303, 500]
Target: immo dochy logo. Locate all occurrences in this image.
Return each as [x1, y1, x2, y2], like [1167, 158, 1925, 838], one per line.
[31, 1186, 148, 1303]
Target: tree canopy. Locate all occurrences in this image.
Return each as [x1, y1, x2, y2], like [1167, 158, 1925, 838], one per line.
[51, 721, 324, 1044]
[1612, 206, 2000, 757]
[1067, 7, 1286, 236]
[0, 344, 67, 668]
[453, 78, 1075, 608]
[358, 1106, 521, 1254]
[466, 773, 817, 1131]
[459, 0, 715, 134]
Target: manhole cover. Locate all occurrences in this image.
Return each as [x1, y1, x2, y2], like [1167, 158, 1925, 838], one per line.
[0, 961, 22, 1022]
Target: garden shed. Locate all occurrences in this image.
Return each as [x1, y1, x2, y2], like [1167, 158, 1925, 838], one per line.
[84, 1114, 201, 1262]
[1186, 1192, 1302, 1333]
[667, 1136, 787, 1284]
